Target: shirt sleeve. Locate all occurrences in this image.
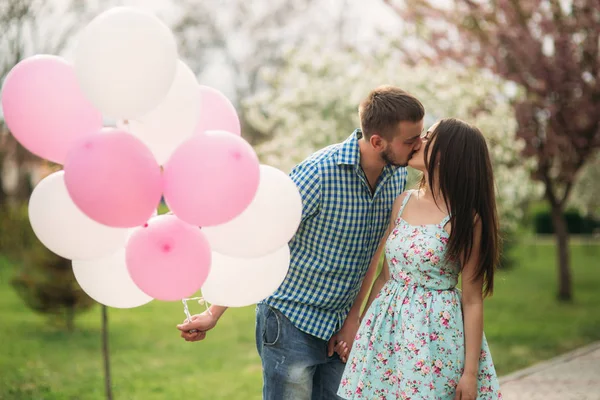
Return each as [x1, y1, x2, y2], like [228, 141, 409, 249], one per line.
[290, 162, 321, 223]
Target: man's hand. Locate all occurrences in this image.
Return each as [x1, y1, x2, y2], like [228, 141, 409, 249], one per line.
[327, 315, 361, 363]
[177, 311, 218, 342]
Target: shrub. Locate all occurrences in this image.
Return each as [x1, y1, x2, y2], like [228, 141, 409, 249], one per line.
[532, 204, 599, 234]
[0, 205, 95, 331]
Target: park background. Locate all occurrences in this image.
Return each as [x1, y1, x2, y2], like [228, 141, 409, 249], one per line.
[0, 0, 599, 399]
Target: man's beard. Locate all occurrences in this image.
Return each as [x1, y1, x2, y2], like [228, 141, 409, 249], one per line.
[381, 146, 408, 167]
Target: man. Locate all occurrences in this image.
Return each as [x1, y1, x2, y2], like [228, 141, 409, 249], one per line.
[178, 85, 425, 399]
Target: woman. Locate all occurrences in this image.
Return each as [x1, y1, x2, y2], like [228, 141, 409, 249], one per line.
[335, 118, 502, 399]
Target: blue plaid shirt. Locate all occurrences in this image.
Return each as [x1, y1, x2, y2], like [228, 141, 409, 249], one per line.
[263, 130, 407, 340]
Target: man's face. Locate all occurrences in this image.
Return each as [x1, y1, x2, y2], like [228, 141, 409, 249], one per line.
[379, 120, 424, 167]
[408, 121, 438, 172]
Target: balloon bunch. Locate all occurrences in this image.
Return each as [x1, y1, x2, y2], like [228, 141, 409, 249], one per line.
[0, 7, 302, 309]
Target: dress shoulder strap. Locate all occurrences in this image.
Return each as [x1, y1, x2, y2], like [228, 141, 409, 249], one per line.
[439, 214, 451, 228]
[397, 190, 413, 219]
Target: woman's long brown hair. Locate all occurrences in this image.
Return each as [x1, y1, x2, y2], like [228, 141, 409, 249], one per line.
[421, 118, 499, 297]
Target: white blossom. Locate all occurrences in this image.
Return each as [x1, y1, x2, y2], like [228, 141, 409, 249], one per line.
[244, 44, 542, 230]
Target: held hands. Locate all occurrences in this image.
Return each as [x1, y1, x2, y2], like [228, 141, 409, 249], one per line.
[454, 372, 478, 400]
[177, 310, 218, 342]
[327, 315, 361, 363]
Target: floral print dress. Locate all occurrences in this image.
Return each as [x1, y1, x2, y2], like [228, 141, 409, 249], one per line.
[338, 190, 502, 399]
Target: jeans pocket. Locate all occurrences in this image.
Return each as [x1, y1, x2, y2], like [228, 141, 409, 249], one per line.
[263, 306, 280, 346]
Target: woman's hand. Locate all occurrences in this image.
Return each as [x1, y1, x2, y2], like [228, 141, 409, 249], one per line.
[454, 372, 478, 400]
[327, 315, 360, 363]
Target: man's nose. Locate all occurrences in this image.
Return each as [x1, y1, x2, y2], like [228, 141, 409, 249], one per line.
[414, 138, 423, 151]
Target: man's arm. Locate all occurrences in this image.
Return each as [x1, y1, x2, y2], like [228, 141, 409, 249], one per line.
[176, 162, 321, 342]
[177, 305, 227, 342]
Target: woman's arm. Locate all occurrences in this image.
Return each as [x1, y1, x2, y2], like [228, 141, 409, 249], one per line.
[328, 191, 406, 359]
[345, 191, 405, 324]
[455, 218, 484, 399]
[361, 254, 390, 320]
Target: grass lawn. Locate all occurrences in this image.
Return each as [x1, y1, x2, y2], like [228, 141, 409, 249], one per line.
[0, 242, 599, 399]
[484, 242, 600, 374]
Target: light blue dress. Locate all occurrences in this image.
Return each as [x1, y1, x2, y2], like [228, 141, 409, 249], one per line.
[338, 190, 502, 399]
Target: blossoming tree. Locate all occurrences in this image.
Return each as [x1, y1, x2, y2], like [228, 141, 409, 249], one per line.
[244, 44, 540, 239]
[382, 0, 600, 300]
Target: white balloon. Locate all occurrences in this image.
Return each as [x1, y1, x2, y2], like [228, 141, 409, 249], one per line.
[202, 165, 302, 258]
[28, 171, 128, 260]
[201, 246, 290, 307]
[73, 248, 153, 308]
[119, 60, 201, 164]
[74, 7, 178, 119]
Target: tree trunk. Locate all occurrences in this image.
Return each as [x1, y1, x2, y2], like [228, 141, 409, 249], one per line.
[0, 166, 6, 207]
[0, 149, 7, 208]
[550, 202, 572, 301]
[65, 304, 75, 332]
[13, 168, 32, 203]
[12, 143, 34, 204]
[102, 305, 113, 400]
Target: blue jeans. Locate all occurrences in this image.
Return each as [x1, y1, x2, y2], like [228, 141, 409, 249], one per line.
[255, 303, 345, 400]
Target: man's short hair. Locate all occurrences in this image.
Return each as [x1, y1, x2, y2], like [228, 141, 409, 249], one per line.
[359, 85, 425, 140]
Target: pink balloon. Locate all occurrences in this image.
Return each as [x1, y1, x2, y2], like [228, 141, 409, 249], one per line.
[64, 129, 162, 228]
[126, 215, 211, 301]
[194, 85, 241, 136]
[1, 55, 103, 164]
[163, 130, 260, 227]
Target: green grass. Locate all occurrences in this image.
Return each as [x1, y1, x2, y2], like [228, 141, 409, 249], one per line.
[0, 242, 599, 399]
[0, 259, 262, 400]
[484, 243, 600, 374]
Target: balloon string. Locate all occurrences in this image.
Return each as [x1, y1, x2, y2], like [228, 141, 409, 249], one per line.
[120, 119, 147, 130]
[182, 296, 212, 325]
